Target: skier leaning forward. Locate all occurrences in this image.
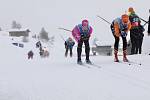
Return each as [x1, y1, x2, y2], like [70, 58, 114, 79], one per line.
[110, 14, 131, 62]
[72, 19, 93, 64]
[64, 37, 75, 57]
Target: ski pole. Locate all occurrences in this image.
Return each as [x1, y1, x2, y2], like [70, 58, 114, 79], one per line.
[58, 27, 72, 32]
[139, 9, 150, 24]
[140, 17, 148, 23]
[97, 15, 111, 25]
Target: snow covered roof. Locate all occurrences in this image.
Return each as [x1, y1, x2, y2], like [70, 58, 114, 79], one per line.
[0, 31, 9, 36]
[6, 28, 30, 33]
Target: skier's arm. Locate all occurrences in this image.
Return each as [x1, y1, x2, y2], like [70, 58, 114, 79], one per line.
[114, 22, 120, 37]
[126, 22, 131, 33]
[88, 26, 93, 38]
[72, 41, 75, 46]
[72, 26, 81, 42]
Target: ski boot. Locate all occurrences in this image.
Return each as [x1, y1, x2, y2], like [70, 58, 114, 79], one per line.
[123, 50, 129, 62]
[77, 60, 83, 65]
[114, 49, 119, 62]
[86, 59, 92, 64]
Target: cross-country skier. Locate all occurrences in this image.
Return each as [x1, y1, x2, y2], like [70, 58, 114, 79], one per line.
[110, 14, 131, 62]
[64, 37, 75, 57]
[72, 19, 93, 64]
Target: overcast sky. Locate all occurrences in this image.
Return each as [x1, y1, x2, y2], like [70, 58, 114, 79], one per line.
[0, 0, 149, 43]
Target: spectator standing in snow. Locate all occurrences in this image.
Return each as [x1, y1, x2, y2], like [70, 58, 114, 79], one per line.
[134, 25, 145, 54]
[36, 41, 42, 48]
[28, 50, 34, 59]
[128, 7, 143, 54]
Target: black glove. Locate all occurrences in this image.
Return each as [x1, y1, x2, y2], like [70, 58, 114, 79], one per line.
[121, 31, 127, 37]
[80, 34, 90, 40]
[122, 28, 127, 31]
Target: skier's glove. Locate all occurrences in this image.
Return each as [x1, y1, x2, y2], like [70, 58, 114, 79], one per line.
[121, 31, 127, 37]
[81, 34, 90, 41]
[122, 28, 127, 31]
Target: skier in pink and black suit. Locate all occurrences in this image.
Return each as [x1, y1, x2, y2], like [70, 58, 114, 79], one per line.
[72, 19, 93, 64]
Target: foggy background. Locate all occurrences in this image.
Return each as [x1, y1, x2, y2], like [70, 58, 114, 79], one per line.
[0, 0, 149, 43]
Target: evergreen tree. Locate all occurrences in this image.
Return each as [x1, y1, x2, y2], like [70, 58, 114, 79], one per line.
[39, 27, 49, 41]
[12, 20, 22, 29]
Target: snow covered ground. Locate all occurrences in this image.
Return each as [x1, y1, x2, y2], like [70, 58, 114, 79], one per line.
[0, 34, 150, 100]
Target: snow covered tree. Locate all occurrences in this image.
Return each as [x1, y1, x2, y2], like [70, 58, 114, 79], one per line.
[11, 20, 22, 29]
[12, 21, 17, 29]
[16, 23, 22, 29]
[39, 27, 49, 41]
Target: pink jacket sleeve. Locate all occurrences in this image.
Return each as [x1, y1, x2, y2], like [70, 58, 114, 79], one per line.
[89, 26, 93, 37]
[72, 26, 81, 42]
[72, 25, 93, 42]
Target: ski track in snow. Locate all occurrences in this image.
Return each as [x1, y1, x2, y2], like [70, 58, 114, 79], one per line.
[0, 35, 150, 100]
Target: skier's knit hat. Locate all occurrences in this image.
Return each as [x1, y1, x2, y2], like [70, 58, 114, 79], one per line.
[128, 7, 135, 13]
[82, 19, 89, 26]
[121, 14, 129, 23]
